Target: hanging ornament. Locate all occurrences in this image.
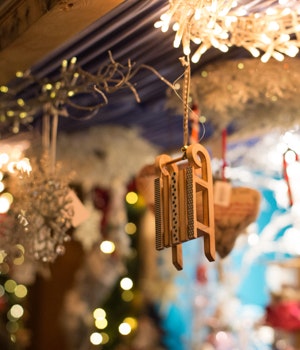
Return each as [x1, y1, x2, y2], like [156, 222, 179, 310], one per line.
[283, 148, 300, 207]
[213, 186, 261, 258]
[15, 155, 73, 262]
[213, 128, 261, 258]
[154, 56, 215, 270]
[12, 109, 75, 263]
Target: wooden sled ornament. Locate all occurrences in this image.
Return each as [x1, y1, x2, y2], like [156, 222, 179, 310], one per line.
[154, 143, 215, 270]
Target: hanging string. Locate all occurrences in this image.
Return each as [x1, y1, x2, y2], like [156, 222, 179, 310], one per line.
[221, 128, 227, 181]
[283, 148, 299, 207]
[179, 56, 191, 150]
[50, 112, 58, 174]
[42, 103, 59, 175]
[42, 105, 50, 152]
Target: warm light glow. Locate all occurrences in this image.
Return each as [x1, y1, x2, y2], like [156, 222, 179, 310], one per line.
[90, 332, 103, 345]
[126, 191, 138, 204]
[95, 318, 108, 330]
[155, 0, 300, 63]
[121, 290, 134, 302]
[118, 322, 132, 335]
[100, 333, 109, 344]
[0, 85, 8, 93]
[93, 308, 106, 320]
[120, 277, 133, 291]
[9, 304, 24, 319]
[4, 280, 17, 293]
[124, 317, 138, 330]
[125, 222, 137, 235]
[100, 240, 115, 254]
[0, 196, 10, 213]
[14, 285, 27, 298]
[2, 192, 13, 204]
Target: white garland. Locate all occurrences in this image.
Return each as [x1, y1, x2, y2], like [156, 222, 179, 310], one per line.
[167, 57, 300, 138]
[56, 125, 159, 191]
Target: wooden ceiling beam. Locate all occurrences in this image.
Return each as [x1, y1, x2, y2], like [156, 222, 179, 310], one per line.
[0, 0, 124, 85]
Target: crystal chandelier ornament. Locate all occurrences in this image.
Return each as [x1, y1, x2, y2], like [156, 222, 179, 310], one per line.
[0, 98, 77, 265]
[15, 153, 74, 263]
[6, 107, 76, 264]
[155, 0, 300, 63]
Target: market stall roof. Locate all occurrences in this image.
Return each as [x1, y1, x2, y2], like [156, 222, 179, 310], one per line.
[0, 0, 299, 151]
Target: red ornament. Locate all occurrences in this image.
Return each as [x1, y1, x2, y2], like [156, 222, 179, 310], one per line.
[196, 264, 207, 284]
[265, 301, 300, 331]
[92, 187, 110, 231]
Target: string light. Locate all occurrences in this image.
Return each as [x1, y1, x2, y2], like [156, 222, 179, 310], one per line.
[124, 222, 137, 235]
[155, 0, 300, 62]
[125, 191, 138, 205]
[120, 277, 133, 291]
[118, 322, 132, 335]
[90, 332, 103, 345]
[100, 240, 116, 254]
[0, 51, 174, 138]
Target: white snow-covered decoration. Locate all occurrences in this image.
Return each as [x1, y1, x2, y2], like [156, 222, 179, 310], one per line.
[57, 125, 159, 190]
[167, 58, 300, 137]
[72, 200, 102, 251]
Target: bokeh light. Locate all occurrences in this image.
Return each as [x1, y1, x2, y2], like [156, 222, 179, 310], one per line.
[90, 332, 103, 345]
[93, 308, 106, 320]
[125, 191, 138, 204]
[120, 277, 133, 290]
[121, 290, 134, 302]
[124, 317, 138, 330]
[14, 285, 27, 298]
[125, 222, 137, 235]
[95, 318, 108, 330]
[100, 240, 115, 254]
[118, 322, 132, 335]
[100, 332, 109, 344]
[4, 280, 17, 293]
[9, 304, 24, 319]
[0, 195, 10, 213]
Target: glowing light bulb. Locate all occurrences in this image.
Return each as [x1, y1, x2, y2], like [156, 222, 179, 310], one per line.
[10, 304, 24, 319]
[126, 191, 138, 204]
[120, 277, 133, 290]
[14, 285, 27, 298]
[0, 196, 10, 213]
[125, 222, 137, 235]
[90, 332, 103, 345]
[118, 322, 131, 335]
[124, 317, 138, 330]
[93, 308, 106, 320]
[95, 318, 108, 330]
[100, 240, 115, 254]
